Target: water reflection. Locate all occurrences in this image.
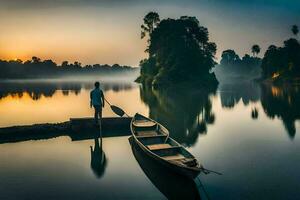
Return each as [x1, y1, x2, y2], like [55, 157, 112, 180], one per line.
[0, 81, 134, 101]
[129, 137, 201, 200]
[90, 136, 107, 178]
[251, 107, 259, 119]
[218, 81, 300, 139]
[260, 84, 300, 139]
[1, 79, 299, 140]
[219, 81, 260, 109]
[140, 85, 217, 146]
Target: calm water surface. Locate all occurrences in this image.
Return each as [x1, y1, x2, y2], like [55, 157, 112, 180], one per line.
[0, 79, 299, 200]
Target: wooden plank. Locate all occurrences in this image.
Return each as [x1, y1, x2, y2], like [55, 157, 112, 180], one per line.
[136, 134, 166, 139]
[163, 154, 186, 161]
[169, 158, 198, 167]
[133, 120, 156, 128]
[70, 117, 132, 133]
[70, 117, 132, 124]
[136, 130, 158, 137]
[147, 143, 172, 150]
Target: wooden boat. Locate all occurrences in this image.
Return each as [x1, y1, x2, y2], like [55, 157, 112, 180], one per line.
[130, 113, 202, 179]
[129, 137, 201, 199]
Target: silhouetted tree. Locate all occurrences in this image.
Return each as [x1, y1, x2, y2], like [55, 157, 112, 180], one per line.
[32, 56, 41, 63]
[61, 61, 68, 67]
[138, 14, 218, 88]
[261, 38, 300, 80]
[220, 49, 240, 65]
[141, 12, 160, 40]
[291, 25, 299, 37]
[0, 57, 135, 79]
[251, 44, 261, 57]
[216, 49, 261, 80]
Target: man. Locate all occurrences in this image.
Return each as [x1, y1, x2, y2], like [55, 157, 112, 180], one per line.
[90, 81, 105, 125]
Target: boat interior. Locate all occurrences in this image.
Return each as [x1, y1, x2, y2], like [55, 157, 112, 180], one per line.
[132, 115, 199, 168]
[132, 117, 166, 137]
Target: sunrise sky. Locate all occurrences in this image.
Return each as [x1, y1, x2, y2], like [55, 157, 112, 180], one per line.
[0, 0, 299, 66]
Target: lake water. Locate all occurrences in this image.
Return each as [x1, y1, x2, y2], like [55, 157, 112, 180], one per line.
[0, 79, 299, 200]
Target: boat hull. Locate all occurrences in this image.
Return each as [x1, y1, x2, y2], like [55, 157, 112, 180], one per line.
[132, 134, 200, 179]
[129, 137, 201, 200]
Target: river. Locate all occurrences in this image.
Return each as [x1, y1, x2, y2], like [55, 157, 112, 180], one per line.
[0, 79, 299, 199]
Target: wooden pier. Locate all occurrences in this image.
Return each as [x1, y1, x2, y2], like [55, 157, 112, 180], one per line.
[0, 117, 132, 144]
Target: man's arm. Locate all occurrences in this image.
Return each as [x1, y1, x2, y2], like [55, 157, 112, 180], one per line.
[101, 91, 105, 108]
[90, 91, 93, 108]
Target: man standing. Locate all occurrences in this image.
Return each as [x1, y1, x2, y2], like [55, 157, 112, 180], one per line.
[90, 82, 105, 125]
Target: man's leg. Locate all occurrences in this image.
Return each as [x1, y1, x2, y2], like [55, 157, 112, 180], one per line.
[94, 106, 99, 124]
[98, 108, 102, 131]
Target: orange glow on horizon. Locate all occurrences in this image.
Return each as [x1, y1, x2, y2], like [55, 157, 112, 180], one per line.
[0, 87, 148, 127]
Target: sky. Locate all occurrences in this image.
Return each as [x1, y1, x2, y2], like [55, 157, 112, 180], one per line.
[0, 0, 299, 66]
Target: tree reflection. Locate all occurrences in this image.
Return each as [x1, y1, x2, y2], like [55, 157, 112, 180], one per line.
[0, 81, 133, 101]
[219, 81, 261, 108]
[260, 84, 300, 139]
[140, 85, 217, 146]
[218, 80, 299, 139]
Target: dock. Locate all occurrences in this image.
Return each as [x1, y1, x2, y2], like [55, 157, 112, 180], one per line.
[0, 117, 132, 144]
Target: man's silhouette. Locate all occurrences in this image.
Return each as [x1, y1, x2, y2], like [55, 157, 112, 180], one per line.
[90, 82, 105, 125]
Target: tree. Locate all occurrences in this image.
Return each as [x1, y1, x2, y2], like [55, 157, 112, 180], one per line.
[291, 25, 299, 37]
[141, 12, 160, 40]
[220, 49, 240, 66]
[0, 57, 135, 79]
[217, 50, 261, 78]
[251, 44, 261, 57]
[32, 56, 41, 63]
[61, 61, 69, 67]
[74, 61, 82, 68]
[261, 38, 300, 79]
[140, 15, 218, 87]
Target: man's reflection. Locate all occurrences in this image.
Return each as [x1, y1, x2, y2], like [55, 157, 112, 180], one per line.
[90, 137, 107, 178]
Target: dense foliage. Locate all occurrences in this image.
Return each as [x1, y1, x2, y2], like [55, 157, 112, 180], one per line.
[261, 38, 300, 80]
[215, 49, 262, 80]
[0, 57, 135, 79]
[138, 13, 218, 88]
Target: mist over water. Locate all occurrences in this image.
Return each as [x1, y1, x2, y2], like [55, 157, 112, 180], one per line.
[0, 75, 299, 199]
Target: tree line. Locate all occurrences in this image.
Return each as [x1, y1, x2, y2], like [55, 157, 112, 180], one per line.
[215, 24, 299, 82]
[261, 25, 300, 81]
[0, 82, 133, 101]
[216, 47, 262, 79]
[0, 57, 135, 79]
[137, 12, 300, 87]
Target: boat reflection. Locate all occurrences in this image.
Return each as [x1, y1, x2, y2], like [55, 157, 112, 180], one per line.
[129, 137, 202, 200]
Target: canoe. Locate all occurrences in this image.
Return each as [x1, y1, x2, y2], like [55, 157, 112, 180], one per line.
[130, 113, 202, 179]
